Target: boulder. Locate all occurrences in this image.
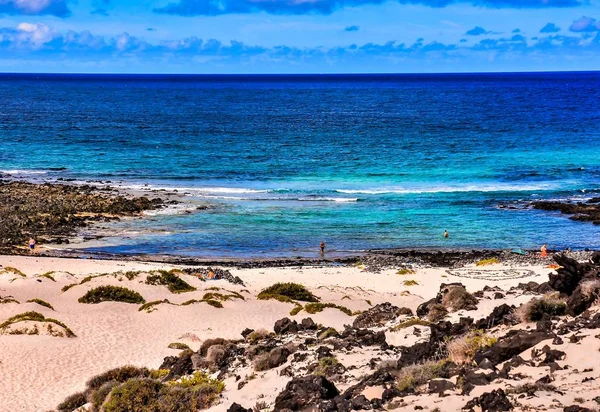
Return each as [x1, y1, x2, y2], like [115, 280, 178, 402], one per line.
[227, 403, 252, 412]
[549, 255, 593, 295]
[473, 330, 553, 366]
[353, 303, 407, 329]
[463, 389, 513, 411]
[301, 318, 317, 330]
[474, 304, 516, 330]
[428, 379, 456, 394]
[274, 375, 340, 411]
[274, 317, 299, 335]
[350, 395, 371, 410]
[268, 346, 292, 369]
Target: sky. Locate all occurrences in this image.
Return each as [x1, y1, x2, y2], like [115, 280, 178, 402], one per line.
[1, 0, 600, 73]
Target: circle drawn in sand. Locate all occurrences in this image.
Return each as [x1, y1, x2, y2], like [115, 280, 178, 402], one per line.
[445, 269, 539, 281]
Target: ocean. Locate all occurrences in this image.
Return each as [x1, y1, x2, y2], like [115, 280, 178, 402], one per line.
[1, 72, 600, 257]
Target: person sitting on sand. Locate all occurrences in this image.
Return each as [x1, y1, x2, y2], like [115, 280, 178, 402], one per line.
[540, 244, 548, 258]
[28, 237, 36, 254]
[444, 230, 449, 238]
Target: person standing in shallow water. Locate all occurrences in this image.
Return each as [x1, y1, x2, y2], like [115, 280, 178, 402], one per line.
[320, 241, 326, 255]
[28, 237, 36, 254]
[443, 230, 449, 238]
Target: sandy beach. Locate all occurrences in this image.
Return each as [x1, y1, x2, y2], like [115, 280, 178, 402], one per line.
[2, 253, 599, 411]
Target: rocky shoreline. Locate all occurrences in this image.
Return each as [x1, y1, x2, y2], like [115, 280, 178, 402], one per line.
[0, 180, 166, 254]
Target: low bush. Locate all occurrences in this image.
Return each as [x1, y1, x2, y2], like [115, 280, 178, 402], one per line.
[61, 283, 77, 292]
[446, 330, 497, 365]
[78, 285, 145, 304]
[395, 360, 448, 393]
[403, 280, 419, 286]
[91, 380, 120, 410]
[0, 311, 75, 337]
[580, 279, 600, 302]
[317, 327, 339, 340]
[247, 329, 271, 342]
[102, 378, 163, 412]
[1, 266, 26, 277]
[0, 296, 19, 304]
[314, 357, 341, 376]
[149, 369, 170, 380]
[56, 391, 87, 412]
[203, 299, 223, 308]
[139, 300, 172, 313]
[397, 268, 416, 275]
[39, 272, 56, 282]
[440, 286, 478, 312]
[517, 293, 567, 322]
[146, 270, 196, 294]
[200, 338, 228, 356]
[168, 342, 191, 350]
[87, 365, 150, 390]
[303, 302, 352, 316]
[26, 298, 54, 310]
[476, 258, 500, 266]
[289, 305, 303, 316]
[257, 283, 319, 303]
[123, 270, 142, 280]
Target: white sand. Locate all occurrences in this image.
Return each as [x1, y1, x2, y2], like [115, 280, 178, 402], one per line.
[0, 255, 560, 411]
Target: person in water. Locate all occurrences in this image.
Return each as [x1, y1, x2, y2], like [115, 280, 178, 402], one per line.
[443, 230, 449, 238]
[540, 244, 548, 257]
[320, 241, 326, 255]
[28, 237, 36, 254]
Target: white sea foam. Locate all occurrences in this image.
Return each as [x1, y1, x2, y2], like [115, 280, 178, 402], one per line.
[0, 169, 48, 175]
[297, 197, 358, 202]
[335, 183, 559, 195]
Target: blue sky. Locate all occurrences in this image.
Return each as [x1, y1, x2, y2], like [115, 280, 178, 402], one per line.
[1, 0, 600, 73]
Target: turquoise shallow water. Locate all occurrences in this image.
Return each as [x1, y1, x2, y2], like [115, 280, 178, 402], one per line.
[1, 73, 600, 257]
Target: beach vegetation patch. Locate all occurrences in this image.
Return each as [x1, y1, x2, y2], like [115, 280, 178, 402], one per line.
[57, 391, 87, 412]
[289, 305, 303, 316]
[79, 285, 145, 304]
[146, 270, 196, 294]
[149, 369, 170, 380]
[303, 302, 352, 316]
[476, 258, 500, 266]
[39, 271, 56, 281]
[26, 298, 54, 310]
[403, 280, 419, 286]
[446, 330, 497, 365]
[123, 270, 143, 281]
[202, 292, 243, 302]
[317, 327, 339, 340]
[91, 380, 120, 410]
[440, 286, 478, 312]
[61, 283, 77, 292]
[80, 275, 93, 284]
[0, 296, 19, 304]
[314, 356, 341, 376]
[517, 293, 567, 322]
[1, 266, 26, 277]
[87, 365, 151, 391]
[203, 299, 223, 308]
[391, 318, 432, 331]
[139, 299, 171, 312]
[168, 342, 191, 350]
[258, 283, 319, 303]
[395, 360, 448, 393]
[247, 329, 271, 343]
[398, 268, 416, 275]
[0, 311, 75, 337]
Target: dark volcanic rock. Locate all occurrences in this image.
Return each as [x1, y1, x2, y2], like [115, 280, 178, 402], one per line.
[549, 255, 595, 295]
[564, 407, 594, 412]
[473, 330, 553, 366]
[161, 350, 194, 380]
[274, 375, 339, 411]
[532, 200, 600, 225]
[227, 403, 252, 412]
[463, 389, 513, 411]
[353, 303, 410, 328]
[267, 346, 292, 369]
[474, 304, 516, 330]
[428, 379, 456, 394]
[302, 318, 317, 330]
[350, 395, 371, 410]
[274, 317, 299, 335]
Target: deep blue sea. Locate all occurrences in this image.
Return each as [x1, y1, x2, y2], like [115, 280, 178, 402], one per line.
[1, 72, 600, 257]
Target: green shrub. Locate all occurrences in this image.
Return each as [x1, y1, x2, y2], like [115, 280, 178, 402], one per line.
[446, 330, 497, 365]
[403, 280, 419, 286]
[168, 342, 191, 350]
[203, 299, 223, 308]
[146, 270, 196, 294]
[304, 302, 352, 316]
[149, 369, 170, 380]
[476, 258, 500, 266]
[0, 311, 75, 337]
[91, 380, 120, 410]
[397, 268, 416, 275]
[40, 272, 56, 282]
[289, 305, 303, 316]
[247, 329, 271, 342]
[123, 271, 142, 280]
[78, 286, 145, 304]
[317, 327, 339, 340]
[314, 357, 341, 376]
[87, 365, 150, 390]
[56, 391, 87, 412]
[103, 378, 163, 412]
[26, 298, 54, 310]
[175, 371, 225, 391]
[80, 275, 93, 284]
[1, 266, 26, 277]
[517, 293, 567, 322]
[257, 283, 319, 303]
[139, 300, 171, 313]
[62, 283, 77, 292]
[0, 296, 19, 304]
[396, 360, 447, 393]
